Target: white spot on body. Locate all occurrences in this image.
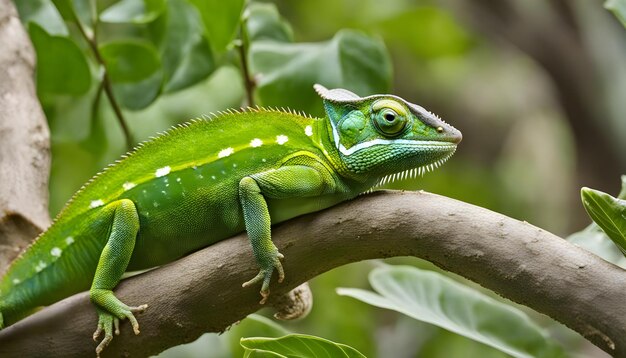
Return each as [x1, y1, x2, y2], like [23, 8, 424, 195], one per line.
[35, 260, 47, 272]
[176, 177, 181, 183]
[262, 158, 267, 162]
[305, 125, 313, 136]
[155, 166, 171, 177]
[276, 135, 288, 145]
[51, 247, 62, 257]
[250, 138, 263, 147]
[90, 200, 104, 208]
[218, 147, 234, 158]
[233, 163, 237, 168]
[122, 182, 136, 191]
[65, 236, 74, 245]
[211, 175, 216, 180]
[12, 279, 20, 284]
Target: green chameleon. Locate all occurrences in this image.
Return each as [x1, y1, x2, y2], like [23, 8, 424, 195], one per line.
[0, 84, 461, 355]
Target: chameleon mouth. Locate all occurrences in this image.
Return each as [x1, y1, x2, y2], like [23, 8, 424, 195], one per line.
[369, 147, 456, 189]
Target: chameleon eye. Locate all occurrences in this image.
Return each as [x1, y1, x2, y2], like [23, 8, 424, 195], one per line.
[373, 108, 406, 136]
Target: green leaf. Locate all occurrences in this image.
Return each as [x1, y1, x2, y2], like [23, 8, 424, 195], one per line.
[29, 23, 91, 95]
[605, 0, 626, 27]
[150, 0, 215, 93]
[581, 186, 626, 256]
[189, 0, 245, 53]
[567, 177, 626, 266]
[100, 0, 165, 24]
[240, 334, 366, 358]
[50, 0, 77, 21]
[250, 29, 392, 116]
[99, 40, 161, 83]
[567, 223, 626, 267]
[618, 175, 626, 199]
[244, 3, 293, 43]
[337, 266, 565, 358]
[112, 69, 163, 110]
[15, 0, 68, 36]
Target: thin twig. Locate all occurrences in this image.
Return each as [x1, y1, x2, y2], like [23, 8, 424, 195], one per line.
[70, 11, 134, 151]
[237, 20, 255, 107]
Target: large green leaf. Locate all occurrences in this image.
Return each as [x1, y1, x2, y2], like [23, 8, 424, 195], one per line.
[149, 0, 215, 93]
[567, 223, 626, 267]
[249, 29, 392, 116]
[112, 70, 163, 110]
[568, 176, 626, 266]
[605, 0, 626, 27]
[337, 266, 565, 358]
[581, 185, 626, 256]
[16, 0, 68, 35]
[244, 3, 293, 43]
[158, 314, 288, 357]
[99, 40, 161, 83]
[29, 23, 91, 95]
[189, 0, 245, 53]
[100, 0, 165, 24]
[240, 334, 366, 358]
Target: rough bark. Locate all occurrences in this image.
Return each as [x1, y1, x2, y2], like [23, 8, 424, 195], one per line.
[0, 191, 623, 357]
[0, 0, 51, 272]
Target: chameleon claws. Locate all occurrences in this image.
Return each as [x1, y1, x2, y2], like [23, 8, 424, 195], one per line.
[128, 304, 149, 335]
[93, 326, 103, 342]
[243, 251, 285, 304]
[260, 289, 271, 305]
[242, 270, 265, 288]
[92, 302, 148, 356]
[95, 334, 113, 358]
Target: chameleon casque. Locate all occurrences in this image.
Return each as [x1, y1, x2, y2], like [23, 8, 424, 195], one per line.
[0, 84, 461, 355]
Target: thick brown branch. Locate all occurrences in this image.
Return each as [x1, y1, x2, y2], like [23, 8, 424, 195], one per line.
[0, 0, 50, 271]
[0, 191, 623, 357]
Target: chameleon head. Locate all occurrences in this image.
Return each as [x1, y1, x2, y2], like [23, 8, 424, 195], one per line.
[314, 84, 462, 180]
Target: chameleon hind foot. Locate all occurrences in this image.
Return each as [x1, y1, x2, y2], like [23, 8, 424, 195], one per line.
[91, 293, 148, 357]
[242, 252, 285, 304]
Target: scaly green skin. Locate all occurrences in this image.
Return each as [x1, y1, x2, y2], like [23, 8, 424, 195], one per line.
[0, 85, 461, 355]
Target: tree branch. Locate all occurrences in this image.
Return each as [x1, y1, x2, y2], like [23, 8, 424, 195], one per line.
[0, 0, 50, 271]
[0, 191, 623, 357]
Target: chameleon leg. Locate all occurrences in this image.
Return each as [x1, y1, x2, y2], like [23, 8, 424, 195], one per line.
[239, 165, 332, 304]
[89, 199, 147, 357]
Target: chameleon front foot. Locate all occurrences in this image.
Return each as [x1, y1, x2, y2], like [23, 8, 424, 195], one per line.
[90, 289, 147, 357]
[242, 252, 285, 304]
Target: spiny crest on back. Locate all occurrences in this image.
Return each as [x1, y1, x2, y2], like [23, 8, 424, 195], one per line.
[53, 106, 314, 225]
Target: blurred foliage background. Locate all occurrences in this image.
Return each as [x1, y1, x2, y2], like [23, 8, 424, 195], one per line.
[13, 0, 626, 356]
